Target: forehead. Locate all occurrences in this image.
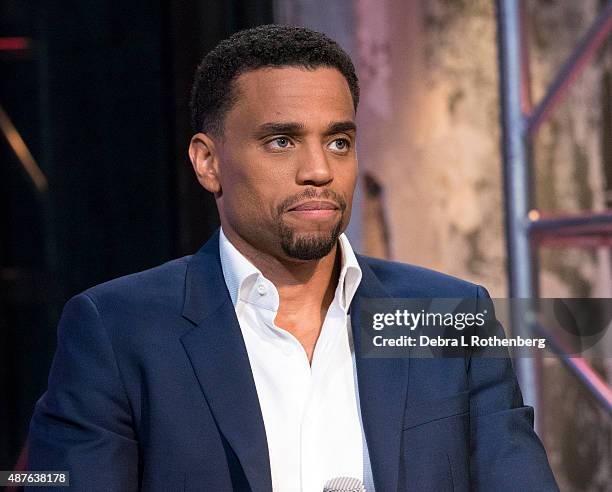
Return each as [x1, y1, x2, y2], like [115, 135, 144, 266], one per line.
[228, 66, 355, 126]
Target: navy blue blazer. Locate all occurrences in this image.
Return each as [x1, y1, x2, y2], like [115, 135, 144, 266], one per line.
[28, 230, 558, 491]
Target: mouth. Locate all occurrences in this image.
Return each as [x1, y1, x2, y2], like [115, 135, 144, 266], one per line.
[285, 200, 340, 220]
[288, 200, 339, 212]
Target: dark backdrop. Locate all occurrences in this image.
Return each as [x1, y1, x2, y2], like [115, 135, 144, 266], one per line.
[0, 0, 273, 470]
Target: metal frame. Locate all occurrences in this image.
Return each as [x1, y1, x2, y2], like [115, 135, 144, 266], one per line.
[496, 0, 612, 430]
[496, 0, 540, 420]
[533, 322, 612, 412]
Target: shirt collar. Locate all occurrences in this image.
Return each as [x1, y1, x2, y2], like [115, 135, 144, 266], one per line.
[219, 227, 362, 313]
[336, 233, 363, 312]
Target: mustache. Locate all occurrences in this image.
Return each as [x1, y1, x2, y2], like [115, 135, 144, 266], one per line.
[277, 188, 347, 215]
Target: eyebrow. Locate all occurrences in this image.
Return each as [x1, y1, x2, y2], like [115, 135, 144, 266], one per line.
[254, 122, 306, 136]
[253, 120, 356, 138]
[325, 121, 357, 135]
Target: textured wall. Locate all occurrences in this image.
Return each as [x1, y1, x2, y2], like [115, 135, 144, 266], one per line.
[353, 0, 611, 489]
[356, 0, 507, 295]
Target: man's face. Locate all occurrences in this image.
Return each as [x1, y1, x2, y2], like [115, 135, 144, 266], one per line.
[195, 66, 357, 261]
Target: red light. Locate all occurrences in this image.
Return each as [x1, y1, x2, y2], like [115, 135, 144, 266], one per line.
[0, 37, 31, 52]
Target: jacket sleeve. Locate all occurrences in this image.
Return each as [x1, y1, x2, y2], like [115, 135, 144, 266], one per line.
[468, 286, 558, 491]
[27, 293, 138, 491]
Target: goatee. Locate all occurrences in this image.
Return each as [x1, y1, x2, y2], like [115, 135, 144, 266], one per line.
[278, 220, 343, 260]
[276, 188, 347, 260]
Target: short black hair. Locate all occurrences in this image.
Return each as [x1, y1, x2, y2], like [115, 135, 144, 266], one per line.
[189, 24, 359, 135]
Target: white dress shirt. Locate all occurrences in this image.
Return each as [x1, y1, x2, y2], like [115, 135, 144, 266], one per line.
[219, 228, 365, 492]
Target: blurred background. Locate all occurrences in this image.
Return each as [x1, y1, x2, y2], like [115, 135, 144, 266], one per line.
[1, 0, 611, 490]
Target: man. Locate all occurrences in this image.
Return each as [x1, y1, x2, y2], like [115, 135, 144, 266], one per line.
[27, 25, 557, 491]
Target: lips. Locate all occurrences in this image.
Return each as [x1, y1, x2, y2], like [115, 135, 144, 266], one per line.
[288, 200, 339, 211]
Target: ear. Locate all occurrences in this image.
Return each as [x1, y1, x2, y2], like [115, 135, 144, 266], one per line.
[188, 132, 221, 194]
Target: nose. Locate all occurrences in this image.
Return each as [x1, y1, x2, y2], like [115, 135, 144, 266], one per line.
[295, 142, 333, 186]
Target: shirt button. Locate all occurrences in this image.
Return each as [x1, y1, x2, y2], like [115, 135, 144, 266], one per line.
[257, 284, 266, 296]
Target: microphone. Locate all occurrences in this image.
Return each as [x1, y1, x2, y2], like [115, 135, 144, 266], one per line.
[323, 477, 366, 492]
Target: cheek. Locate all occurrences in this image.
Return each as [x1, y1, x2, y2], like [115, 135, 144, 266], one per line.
[218, 160, 282, 221]
[220, 145, 288, 187]
[337, 162, 358, 225]
[338, 161, 358, 198]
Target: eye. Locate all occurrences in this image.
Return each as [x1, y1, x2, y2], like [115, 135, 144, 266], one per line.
[267, 137, 293, 150]
[329, 138, 351, 153]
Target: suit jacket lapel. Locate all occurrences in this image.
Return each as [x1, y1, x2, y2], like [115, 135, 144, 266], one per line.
[180, 231, 272, 492]
[352, 256, 411, 492]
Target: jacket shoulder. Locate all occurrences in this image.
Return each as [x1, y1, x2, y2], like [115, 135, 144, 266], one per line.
[358, 255, 484, 298]
[81, 255, 193, 310]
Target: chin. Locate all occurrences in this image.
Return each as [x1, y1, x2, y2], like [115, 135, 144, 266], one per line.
[279, 224, 342, 261]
